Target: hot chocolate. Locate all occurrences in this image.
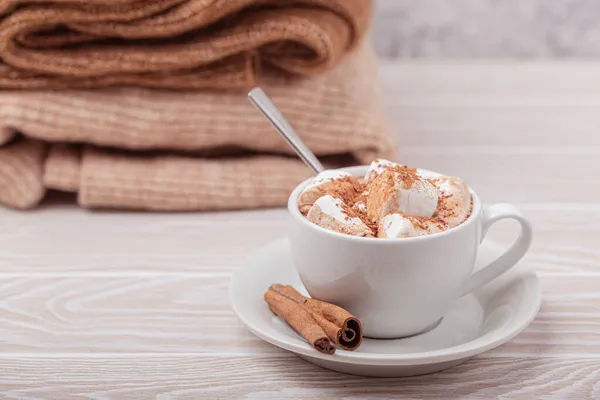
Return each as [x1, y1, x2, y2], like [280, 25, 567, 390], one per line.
[297, 160, 473, 238]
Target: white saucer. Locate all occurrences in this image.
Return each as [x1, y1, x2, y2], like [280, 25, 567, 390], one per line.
[230, 238, 541, 377]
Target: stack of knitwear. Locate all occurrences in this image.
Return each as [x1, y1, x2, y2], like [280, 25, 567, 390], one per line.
[0, 0, 396, 210]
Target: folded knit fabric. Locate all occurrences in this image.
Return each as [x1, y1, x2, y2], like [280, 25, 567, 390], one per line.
[0, 0, 371, 90]
[0, 42, 396, 210]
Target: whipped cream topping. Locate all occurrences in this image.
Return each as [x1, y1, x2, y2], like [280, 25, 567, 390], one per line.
[307, 195, 372, 237]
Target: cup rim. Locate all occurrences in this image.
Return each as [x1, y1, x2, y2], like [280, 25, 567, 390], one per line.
[287, 165, 481, 243]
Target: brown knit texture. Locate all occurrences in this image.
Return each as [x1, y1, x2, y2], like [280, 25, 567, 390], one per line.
[0, 139, 47, 209]
[0, 0, 372, 90]
[0, 42, 396, 211]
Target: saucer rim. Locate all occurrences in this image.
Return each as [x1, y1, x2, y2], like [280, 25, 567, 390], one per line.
[230, 238, 541, 366]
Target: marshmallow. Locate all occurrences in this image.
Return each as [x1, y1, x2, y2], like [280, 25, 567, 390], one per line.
[307, 195, 373, 237]
[416, 169, 439, 180]
[367, 169, 439, 221]
[352, 200, 367, 214]
[430, 176, 472, 228]
[378, 213, 448, 239]
[351, 189, 369, 216]
[298, 170, 355, 207]
[365, 159, 399, 183]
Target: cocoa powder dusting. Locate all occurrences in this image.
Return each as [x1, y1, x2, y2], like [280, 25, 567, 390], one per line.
[433, 192, 455, 218]
[406, 215, 428, 231]
[337, 199, 376, 237]
[375, 164, 419, 188]
[300, 165, 472, 238]
[366, 171, 396, 221]
[316, 176, 362, 206]
[299, 204, 311, 216]
[352, 181, 368, 205]
[314, 175, 376, 236]
[390, 165, 418, 188]
[351, 191, 377, 236]
[340, 201, 358, 221]
[363, 218, 378, 236]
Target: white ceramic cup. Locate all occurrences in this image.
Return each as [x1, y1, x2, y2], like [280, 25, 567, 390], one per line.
[288, 166, 533, 338]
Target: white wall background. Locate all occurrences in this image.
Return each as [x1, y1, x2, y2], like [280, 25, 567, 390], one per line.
[372, 0, 600, 58]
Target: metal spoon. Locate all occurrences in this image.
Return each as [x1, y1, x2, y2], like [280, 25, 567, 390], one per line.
[248, 87, 325, 174]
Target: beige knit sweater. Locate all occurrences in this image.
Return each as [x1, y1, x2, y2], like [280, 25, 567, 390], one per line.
[0, 0, 372, 90]
[0, 42, 396, 211]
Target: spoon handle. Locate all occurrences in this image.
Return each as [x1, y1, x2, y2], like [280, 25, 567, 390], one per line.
[248, 87, 325, 174]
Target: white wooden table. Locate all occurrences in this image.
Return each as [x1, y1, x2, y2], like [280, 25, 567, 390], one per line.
[1, 62, 599, 398]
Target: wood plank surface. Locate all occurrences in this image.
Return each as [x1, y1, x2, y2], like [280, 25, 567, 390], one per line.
[0, 275, 595, 357]
[0, 61, 599, 398]
[0, 206, 597, 274]
[0, 356, 598, 399]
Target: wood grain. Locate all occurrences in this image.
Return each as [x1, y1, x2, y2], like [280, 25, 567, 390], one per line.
[0, 275, 596, 357]
[0, 275, 270, 354]
[491, 276, 600, 356]
[0, 206, 597, 274]
[0, 355, 598, 399]
[0, 207, 284, 273]
[0, 61, 598, 397]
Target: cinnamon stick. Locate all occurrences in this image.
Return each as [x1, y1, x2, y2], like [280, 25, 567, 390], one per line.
[266, 284, 363, 351]
[264, 287, 335, 355]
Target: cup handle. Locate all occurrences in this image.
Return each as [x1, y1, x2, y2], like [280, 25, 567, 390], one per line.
[459, 203, 532, 297]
